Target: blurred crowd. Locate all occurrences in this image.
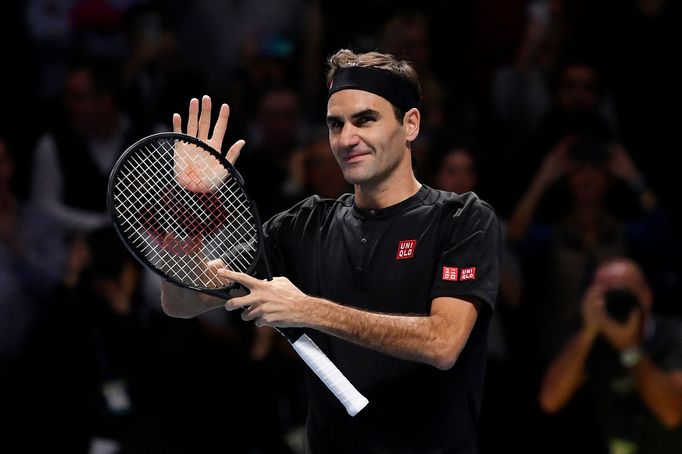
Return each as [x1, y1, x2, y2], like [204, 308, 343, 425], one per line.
[1, 1, 681, 453]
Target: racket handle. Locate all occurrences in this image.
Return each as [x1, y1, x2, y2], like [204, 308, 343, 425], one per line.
[290, 333, 369, 417]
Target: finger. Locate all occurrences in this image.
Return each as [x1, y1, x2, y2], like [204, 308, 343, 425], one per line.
[225, 293, 257, 311]
[206, 259, 230, 285]
[241, 304, 259, 321]
[218, 268, 261, 289]
[173, 113, 182, 133]
[226, 140, 246, 166]
[241, 305, 272, 326]
[206, 258, 226, 268]
[187, 97, 200, 137]
[210, 103, 230, 144]
[627, 307, 642, 328]
[198, 95, 212, 140]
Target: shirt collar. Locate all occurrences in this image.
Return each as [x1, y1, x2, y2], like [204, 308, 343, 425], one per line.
[351, 185, 428, 220]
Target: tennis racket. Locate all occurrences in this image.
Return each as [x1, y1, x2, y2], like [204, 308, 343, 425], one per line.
[107, 131, 368, 416]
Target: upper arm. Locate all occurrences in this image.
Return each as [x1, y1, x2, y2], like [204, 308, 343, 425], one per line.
[31, 135, 61, 203]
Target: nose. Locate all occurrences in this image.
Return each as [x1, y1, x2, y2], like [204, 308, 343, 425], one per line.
[337, 123, 360, 149]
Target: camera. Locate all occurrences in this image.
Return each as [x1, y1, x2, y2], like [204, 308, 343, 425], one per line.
[604, 288, 639, 322]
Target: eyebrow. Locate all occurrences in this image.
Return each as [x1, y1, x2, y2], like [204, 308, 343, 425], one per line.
[326, 108, 380, 125]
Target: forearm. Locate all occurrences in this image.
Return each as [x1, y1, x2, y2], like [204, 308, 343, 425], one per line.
[224, 272, 479, 369]
[303, 296, 478, 370]
[631, 357, 682, 428]
[539, 327, 596, 413]
[507, 179, 546, 242]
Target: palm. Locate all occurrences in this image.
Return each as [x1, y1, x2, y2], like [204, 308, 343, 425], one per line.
[174, 140, 228, 193]
[172, 96, 245, 193]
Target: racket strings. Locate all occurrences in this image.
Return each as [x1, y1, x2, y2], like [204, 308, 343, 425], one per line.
[121, 140, 255, 284]
[112, 137, 259, 289]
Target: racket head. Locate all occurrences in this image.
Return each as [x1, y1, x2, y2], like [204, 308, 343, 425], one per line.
[107, 132, 264, 298]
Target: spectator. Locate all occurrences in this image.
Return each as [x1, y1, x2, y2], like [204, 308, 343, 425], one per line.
[237, 86, 311, 220]
[379, 9, 450, 172]
[494, 57, 617, 218]
[490, 0, 572, 147]
[170, 0, 308, 97]
[586, 0, 682, 223]
[0, 135, 66, 362]
[18, 226, 157, 452]
[431, 147, 479, 196]
[430, 145, 528, 454]
[539, 256, 682, 453]
[29, 55, 153, 235]
[1, 136, 69, 453]
[297, 127, 352, 200]
[120, 1, 195, 130]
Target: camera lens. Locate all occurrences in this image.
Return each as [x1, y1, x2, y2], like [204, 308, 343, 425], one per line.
[604, 288, 639, 322]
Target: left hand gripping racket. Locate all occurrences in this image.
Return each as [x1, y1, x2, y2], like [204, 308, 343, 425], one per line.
[107, 132, 368, 416]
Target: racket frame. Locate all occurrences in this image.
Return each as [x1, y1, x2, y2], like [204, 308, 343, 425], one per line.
[107, 132, 265, 299]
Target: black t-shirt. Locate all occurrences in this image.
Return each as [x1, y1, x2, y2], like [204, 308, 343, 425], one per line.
[263, 185, 501, 453]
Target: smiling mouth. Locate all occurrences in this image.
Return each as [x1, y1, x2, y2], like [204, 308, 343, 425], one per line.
[344, 151, 371, 163]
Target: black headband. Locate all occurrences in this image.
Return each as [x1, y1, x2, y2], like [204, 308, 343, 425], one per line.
[328, 66, 419, 113]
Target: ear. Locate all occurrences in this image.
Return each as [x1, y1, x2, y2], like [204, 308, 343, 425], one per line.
[403, 108, 420, 142]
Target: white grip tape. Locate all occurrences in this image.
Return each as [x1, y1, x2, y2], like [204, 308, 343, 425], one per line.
[292, 334, 369, 416]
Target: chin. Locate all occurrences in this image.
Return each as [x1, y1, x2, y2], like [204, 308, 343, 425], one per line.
[341, 169, 369, 185]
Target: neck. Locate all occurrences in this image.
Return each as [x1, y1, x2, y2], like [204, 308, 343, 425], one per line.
[354, 170, 421, 209]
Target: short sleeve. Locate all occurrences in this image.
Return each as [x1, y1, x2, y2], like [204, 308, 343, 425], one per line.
[430, 199, 502, 313]
[261, 195, 330, 278]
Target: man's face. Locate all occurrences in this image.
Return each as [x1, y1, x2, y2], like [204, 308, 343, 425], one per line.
[557, 65, 599, 113]
[64, 69, 99, 131]
[435, 150, 477, 194]
[326, 89, 408, 186]
[593, 260, 650, 313]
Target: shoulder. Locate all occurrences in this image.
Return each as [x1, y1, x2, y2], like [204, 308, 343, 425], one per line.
[422, 186, 496, 212]
[421, 186, 499, 231]
[653, 316, 682, 346]
[650, 315, 682, 370]
[263, 193, 353, 235]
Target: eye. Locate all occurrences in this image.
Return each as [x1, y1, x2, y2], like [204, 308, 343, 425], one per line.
[357, 115, 375, 125]
[327, 119, 343, 132]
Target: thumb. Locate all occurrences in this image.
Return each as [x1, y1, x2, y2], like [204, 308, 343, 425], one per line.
[627, 307, 643, 330]
[226, 140, 246, 166]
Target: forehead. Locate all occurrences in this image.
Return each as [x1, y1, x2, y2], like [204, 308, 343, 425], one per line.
[595, 261, 639, 288]
[445, 151, 474, 167]
[561, 65, 598, 83]
[327, 89, 394, 116]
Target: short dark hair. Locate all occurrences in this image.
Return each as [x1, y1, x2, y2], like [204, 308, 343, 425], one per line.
[326, 49, 422, 121]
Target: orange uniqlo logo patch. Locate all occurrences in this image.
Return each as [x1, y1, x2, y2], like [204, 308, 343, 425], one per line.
[442, 266, 459, 281]
[461, 267, 477, 281]
[396, 240, 416, 260]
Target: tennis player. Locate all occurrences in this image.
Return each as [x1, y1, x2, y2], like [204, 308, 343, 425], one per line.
[162, 49, 501, 453]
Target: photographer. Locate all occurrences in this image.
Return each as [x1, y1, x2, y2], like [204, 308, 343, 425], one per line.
[539, 257, 682, 454]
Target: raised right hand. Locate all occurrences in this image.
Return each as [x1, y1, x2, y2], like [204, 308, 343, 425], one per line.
[172, 96, 246, 192]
